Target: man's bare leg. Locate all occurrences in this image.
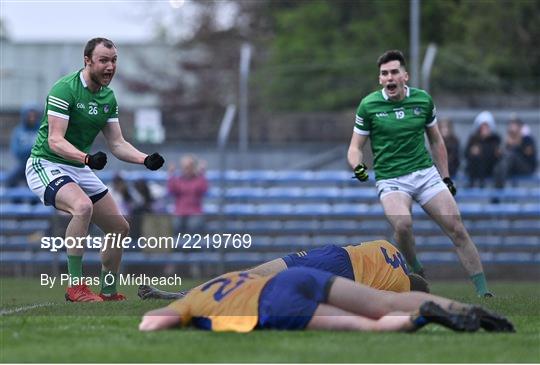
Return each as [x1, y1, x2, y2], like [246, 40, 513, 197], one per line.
[55, 183, 94, 258]
[380, 192, 423, 274]
[55, 183, 102, 302]
[91, 192, 129, 299]
[327, 276, 468, 319]
[325, 277, 513, 332]
[422, 190, 490, 296]
[307, 304, 414, 332]
[91, 192, 129, 273]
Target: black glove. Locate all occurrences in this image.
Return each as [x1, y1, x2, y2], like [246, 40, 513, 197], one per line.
[352, 163, 369, 182]
[443, 177, 457, 196]
[85, 151, 107, 170]
[144, 153, 165, 171]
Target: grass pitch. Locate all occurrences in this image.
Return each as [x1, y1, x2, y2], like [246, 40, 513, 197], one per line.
[1, 279, 539, 363]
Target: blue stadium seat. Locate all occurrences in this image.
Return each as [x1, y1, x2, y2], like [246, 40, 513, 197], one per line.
[243, 220, 282, 231]
[313, 170, 350, 182]
[224, 252, 265, 265]
[203, 203, 219, 214]
[416, 236, 449, 248]
[226, 187, 266, 199]
[224, 204, 256, 215]
[237, 170, 277, 182]
[0, 204, 53, 217]
[320, 220, 357, 230]
[0, 186, 36, 201]
[502, 236, 540, 246]
[274, 170, 314, 182]
[273, 235, 311, 249]
[303, 187, 341, 199]
[282, 220, 319, 231]
[294, 203, 332, 215]
[340, 188, 377, 200]
[418, 252, 458, 263]
[250, 236, 274, 248]
[493, 252, 535, 264]
[332, 203, 370, 215]
[265, 187, 303, 198]
[256, 204, 293, 215]
[311, 235, 349, 246]
[512, 220, 540, 229]
[1, 251, 33, 264]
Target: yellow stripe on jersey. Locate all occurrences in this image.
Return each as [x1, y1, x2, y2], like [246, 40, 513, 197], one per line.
[167, 271, 273, 332]
[344, 240, 410, 292]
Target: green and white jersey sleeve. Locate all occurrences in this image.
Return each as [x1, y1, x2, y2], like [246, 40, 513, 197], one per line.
[47, 81, 75, 120]
[354, 100, 371, 135]
[426, 95, 437, 127]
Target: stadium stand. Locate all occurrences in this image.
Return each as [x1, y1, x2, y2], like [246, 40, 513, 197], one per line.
[1, 170, 539, 276]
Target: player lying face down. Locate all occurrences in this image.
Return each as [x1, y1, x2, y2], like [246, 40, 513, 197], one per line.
[139, 267, 514, 333]
[138, 240, 429, 300]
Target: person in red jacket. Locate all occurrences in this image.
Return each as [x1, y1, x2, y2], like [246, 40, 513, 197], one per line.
[168, 154, 208, 234]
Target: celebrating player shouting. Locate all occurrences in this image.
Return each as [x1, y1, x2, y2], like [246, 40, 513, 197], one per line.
[347, 50, 491, 296]
[26, 38, 165, 302]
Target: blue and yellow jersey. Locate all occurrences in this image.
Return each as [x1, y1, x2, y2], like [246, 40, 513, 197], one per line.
[344, 240, 410, 292]
[167, 271, 272, 332]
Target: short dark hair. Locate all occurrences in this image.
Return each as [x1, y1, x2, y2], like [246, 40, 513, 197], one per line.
[84, 37, 116, 62]
[408, 273, 430, 293]
[377, 50, 407, 68]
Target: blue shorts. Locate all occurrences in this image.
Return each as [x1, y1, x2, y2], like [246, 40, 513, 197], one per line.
[282, 244, 355, 281]
[257, 267, 335, 330]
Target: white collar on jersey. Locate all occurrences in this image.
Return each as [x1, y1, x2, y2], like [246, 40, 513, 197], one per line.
[382, 85, 410, 100]
[79, 71, 88, 88]
[79, 70, 102, 92]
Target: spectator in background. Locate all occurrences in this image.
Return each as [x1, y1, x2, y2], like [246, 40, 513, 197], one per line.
[168, 155, 208, 234]
[7, 104, 41, 187]
[131, 179, 155, 239]
[494, 116, 537, 188]
[439, 118, 460, 178]
[109, 174, 133, 216]
[465, 111, 501, 187]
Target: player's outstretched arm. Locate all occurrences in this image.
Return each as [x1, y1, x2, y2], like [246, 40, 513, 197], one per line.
[139, 308, 181, 331]
[102, 122, 164, 169]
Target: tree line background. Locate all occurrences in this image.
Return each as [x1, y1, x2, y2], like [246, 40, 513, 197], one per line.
[138, 0, 539, 113]
[3, 0, 538, 141]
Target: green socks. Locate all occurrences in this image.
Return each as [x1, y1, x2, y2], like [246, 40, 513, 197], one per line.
[67, 255, 83, 282]
[470, 272, 489, 295]
[100, 271, 118, 295]
[410, 257, 424, 274]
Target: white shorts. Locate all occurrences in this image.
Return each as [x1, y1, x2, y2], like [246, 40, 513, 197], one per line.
[25, 157, 108, 206]
[375, 166, 447, 206]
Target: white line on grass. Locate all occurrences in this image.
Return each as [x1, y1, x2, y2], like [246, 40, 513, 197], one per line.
[0, 302, 55, 316]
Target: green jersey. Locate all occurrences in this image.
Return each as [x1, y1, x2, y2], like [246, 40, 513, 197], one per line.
[31, 70, 119, 167]
[354, 86, 437, 180]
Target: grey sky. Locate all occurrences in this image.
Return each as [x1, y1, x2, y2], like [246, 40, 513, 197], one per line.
[1, 0, 186, 42]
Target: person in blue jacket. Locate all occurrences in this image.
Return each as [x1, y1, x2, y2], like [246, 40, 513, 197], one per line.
[7, 104, 41, 187]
